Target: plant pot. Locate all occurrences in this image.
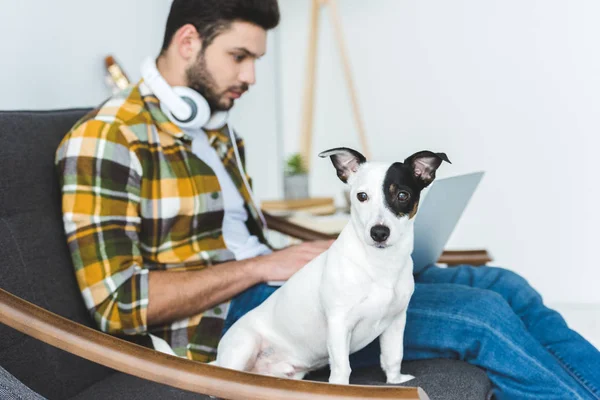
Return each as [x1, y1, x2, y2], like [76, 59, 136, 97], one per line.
[284, 174, 309, 200]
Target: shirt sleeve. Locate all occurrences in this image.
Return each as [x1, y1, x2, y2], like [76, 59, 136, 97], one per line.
[55, 119, 148, 335]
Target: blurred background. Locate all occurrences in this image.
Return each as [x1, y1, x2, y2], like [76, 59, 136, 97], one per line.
[1, 0, 598, 345]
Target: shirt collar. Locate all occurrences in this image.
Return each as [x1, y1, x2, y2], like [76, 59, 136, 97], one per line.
[138, 79, 191, 141]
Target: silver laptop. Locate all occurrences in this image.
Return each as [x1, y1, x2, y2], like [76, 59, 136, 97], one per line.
[411, 171, 484, 271]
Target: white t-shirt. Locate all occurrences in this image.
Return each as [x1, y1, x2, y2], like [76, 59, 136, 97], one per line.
[185, 127, 271, 260]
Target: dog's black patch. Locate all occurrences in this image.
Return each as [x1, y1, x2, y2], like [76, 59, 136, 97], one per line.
[384, 151, 450, 218]
[383, 163, 422, 218]
[404, 151, 451, 188]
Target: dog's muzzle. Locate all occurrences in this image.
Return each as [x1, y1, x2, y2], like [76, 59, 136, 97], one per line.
[370, 225, 390, 243]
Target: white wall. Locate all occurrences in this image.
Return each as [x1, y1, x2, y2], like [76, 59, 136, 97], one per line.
[2, 1, 598, 305]
[0, 1, 170, 109]
[277, 0, 600, 304]
[0, 0, 282, 199]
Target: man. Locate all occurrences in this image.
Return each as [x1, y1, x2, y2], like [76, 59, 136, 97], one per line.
[55, 1, 600, 399]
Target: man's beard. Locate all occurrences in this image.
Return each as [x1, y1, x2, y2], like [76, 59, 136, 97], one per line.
[185, 52, 247, 112]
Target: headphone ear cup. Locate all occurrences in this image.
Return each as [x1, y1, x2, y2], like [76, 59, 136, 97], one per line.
[161, 86, 211, 130]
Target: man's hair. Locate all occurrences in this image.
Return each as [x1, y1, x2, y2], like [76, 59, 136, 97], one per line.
[161, 0, 280, 52]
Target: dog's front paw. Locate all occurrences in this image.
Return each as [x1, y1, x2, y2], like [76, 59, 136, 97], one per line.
[328, 372, 350, 385]
[387, 373, 415, 384]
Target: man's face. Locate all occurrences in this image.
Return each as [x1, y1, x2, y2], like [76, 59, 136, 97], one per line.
[186, 21, 267, 111]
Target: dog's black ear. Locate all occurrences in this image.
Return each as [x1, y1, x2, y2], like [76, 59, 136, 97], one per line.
[319, 147, 367, 183]
[405, 151, 451, 188]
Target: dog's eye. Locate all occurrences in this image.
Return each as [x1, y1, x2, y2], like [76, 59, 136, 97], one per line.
[357, 192, 368, 202]
[398, 191, 410, 202]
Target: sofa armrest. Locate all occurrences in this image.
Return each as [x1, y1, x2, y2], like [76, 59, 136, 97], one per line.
[263, 211, 492, 266]
[0, 288, 428, 400]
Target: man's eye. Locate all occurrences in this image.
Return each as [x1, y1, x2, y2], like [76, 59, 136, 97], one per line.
[233, 54, 245, 62]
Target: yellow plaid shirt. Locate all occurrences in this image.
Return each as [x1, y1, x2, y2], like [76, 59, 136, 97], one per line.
[55, 81, 268, 361]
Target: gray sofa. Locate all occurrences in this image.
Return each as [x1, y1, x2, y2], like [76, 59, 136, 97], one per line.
[0, 109, 492, 399]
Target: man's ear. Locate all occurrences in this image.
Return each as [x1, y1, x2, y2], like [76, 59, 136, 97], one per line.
[174, 24, 202, 61]
[319, 147, 367, 183]
[404, 151, 451, 188]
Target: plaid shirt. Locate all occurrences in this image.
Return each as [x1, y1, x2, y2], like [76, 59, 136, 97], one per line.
[55, 81, 268, 362]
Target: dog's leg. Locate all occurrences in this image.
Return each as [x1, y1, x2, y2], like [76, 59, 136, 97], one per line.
[215, 327, 261, 372]
[326, 315, 352, 385]
[379, 312, 415, 384]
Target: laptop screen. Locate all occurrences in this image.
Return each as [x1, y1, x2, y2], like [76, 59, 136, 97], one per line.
[411, 171, 484, 273]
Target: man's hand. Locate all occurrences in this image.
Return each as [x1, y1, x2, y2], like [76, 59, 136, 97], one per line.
[255, 240, 335, 282]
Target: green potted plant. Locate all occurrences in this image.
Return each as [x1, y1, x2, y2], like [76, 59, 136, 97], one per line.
[284, 153, 309, 200]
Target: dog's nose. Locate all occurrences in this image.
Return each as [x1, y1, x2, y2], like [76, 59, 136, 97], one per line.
[370, 225, 390, 243]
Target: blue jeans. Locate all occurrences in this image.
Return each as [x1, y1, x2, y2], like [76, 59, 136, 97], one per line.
[222, 264, 600, 400]
[0, 365, 46, 400]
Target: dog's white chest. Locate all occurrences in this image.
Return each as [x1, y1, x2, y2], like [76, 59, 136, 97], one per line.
[347, 282, 410, 352]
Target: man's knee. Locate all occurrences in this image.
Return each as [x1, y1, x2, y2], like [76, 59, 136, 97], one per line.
[490, 267, 529, 288]
[485, 267, 542, 307]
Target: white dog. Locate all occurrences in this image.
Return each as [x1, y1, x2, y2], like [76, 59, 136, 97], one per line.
[214, 147, 450, 385]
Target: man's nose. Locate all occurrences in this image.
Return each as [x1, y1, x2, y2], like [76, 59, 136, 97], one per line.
[239, 62, 256, 86]
[370, 225, 390, 243]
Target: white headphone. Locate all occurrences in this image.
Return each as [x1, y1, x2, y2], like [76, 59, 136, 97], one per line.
[140, 57, 268, 228]
[140, 57, 228, 130]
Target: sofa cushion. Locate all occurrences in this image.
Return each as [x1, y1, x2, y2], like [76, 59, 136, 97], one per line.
[306, 359, 492, 400]
[0, 109, 116, 399]
[70, 359, 492, 400]
[68, 371, 205, 400]
[0, 109, 91, 219]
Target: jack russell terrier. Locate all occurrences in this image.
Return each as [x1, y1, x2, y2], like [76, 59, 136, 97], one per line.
[214, 147, 450, 385]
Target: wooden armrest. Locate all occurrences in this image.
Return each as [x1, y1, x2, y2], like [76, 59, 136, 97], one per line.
[437, 250, 492, 266]
[264, 211, 492, 267]
[264, 210, 336, 241]
[0, 288, 428, 400]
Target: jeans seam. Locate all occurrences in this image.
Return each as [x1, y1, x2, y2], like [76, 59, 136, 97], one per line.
[409, 308, 586, 400]
[546, 347, 600, 400]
